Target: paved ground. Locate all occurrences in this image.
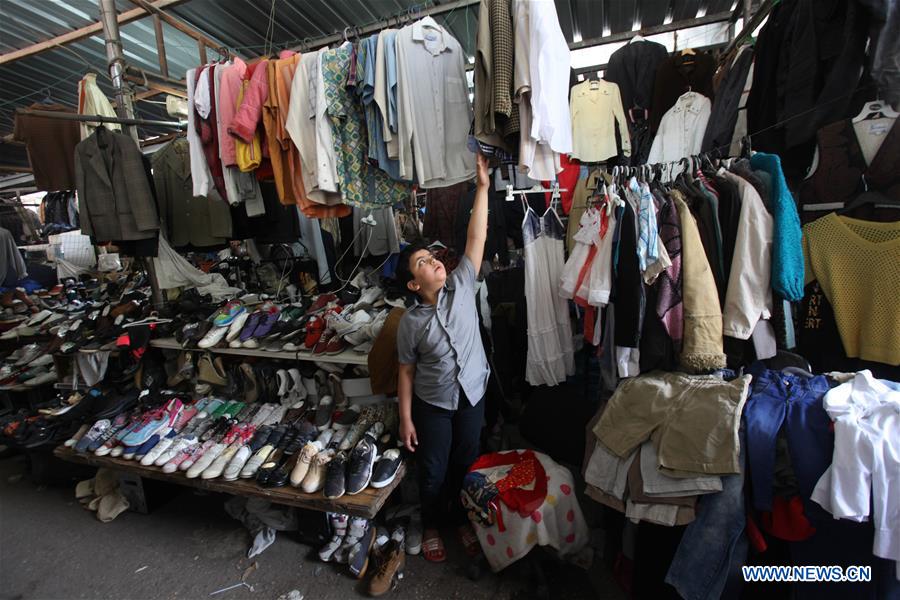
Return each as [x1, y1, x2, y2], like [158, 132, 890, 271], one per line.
[0, 453, 623, 600]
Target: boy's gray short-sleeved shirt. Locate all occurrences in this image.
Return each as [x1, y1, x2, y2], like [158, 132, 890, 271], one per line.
[396, 256, 490, 410]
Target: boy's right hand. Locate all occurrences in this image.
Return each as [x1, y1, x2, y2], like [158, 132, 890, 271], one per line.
[400, 418, 418, 452]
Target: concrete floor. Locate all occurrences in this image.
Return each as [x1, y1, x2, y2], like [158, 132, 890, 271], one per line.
[0, 454, 622, 600]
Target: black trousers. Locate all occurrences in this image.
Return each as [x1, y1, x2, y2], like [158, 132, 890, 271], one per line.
[412, 389, 484, 530]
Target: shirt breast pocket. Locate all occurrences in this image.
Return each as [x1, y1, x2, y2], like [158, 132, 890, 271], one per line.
[447, 77, 468, 104]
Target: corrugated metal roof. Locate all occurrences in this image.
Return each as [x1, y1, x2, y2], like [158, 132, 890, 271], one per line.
[0, 0, 743, 173]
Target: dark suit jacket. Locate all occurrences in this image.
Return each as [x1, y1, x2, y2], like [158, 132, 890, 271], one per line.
[74, 127, 159, 242]
[152, 137, 232, 248]
[606, 39, 669, 113]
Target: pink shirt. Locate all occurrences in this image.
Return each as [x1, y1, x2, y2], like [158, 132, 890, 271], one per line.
[217, 57, 247, 167]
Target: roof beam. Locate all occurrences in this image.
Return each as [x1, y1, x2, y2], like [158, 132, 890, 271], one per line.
[0, 0, 191, 66]
[568, 10, 733, 51]
[125, 0, 236, 59]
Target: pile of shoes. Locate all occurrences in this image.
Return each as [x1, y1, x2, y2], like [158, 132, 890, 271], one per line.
[0, 343, 57, 389]
[172, 272, 402, 356]
[318, 514, 408, 596]
[64, 384, 405, 497]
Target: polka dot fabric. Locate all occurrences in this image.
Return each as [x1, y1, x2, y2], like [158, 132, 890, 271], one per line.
[466, 451, 590, 572]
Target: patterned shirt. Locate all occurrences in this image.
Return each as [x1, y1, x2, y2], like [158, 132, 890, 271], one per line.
[321, 44, 412, 208]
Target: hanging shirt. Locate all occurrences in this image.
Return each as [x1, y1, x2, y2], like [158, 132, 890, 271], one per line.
[720, 169, 774, 340]
[396, 17, 476, 188]
[373, 29, 400, 159]
[647, 92, 711, 164]
[321, 44, 412, 208]
[570, 79, 631, 162]
[216, 57, 247, 167]
[314, 50, 341, 194]
[77, 73, 121, 140]
[512, 0, 562, 180]
[358, 33, 404, 181]
[285, 50, 343, 207]
[185, 68, 212, 197]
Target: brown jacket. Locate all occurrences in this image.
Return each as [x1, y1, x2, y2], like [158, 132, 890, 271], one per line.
[74, 127, 159, 242]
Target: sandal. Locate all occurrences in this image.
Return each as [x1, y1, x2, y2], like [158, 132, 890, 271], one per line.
[458, 524, 481, 558]
[422, 529, 446, 563]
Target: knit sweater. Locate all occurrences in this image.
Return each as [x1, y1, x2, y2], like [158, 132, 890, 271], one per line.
[749, 152, 804, 301]
[803, 214, 900, 365]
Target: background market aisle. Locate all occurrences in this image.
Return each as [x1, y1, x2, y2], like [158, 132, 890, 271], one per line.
[0, 455, 616, 600]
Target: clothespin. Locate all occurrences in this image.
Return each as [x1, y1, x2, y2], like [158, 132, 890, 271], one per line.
[505, 184, 514, 202]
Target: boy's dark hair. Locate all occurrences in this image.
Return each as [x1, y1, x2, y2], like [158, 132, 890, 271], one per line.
[395, 242, 430, 295]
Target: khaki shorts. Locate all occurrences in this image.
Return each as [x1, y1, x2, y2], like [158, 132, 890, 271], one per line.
[593, 371, 751, 476]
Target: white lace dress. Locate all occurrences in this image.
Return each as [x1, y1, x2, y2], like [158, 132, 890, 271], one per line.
[523, 206, 575, 386]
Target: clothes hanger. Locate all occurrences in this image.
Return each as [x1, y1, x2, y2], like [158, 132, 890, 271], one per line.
[838, 190, 900, 214]
[851, 98, 899, 123]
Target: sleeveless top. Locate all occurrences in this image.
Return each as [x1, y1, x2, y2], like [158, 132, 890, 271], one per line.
[798, 118, 900, 224]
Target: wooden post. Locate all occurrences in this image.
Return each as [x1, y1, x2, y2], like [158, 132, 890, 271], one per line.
[152, 14, 168, 78]
[198, 41, 208, 65]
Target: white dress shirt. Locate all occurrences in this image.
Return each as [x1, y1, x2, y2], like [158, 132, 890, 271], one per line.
[186, 67, 211, 197]
[286, 51, 343, 206]
[525, 0, 573, 155]
[647, 91, 711, 163]
[512, 0, 563, 180]
[396, 17, 475, 188]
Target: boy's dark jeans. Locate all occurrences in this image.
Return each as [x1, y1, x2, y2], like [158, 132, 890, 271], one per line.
[412, 388, 485, 530]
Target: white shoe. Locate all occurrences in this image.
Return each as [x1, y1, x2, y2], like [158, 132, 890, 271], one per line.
[290, 441, 322, 487]
[140, 432, 174, 466]
[225, 311, 249, 344]
[197, 326, 228, 349]
[201, 442, 241, 480]
[250, 404, 275, 426]
[276, 369, 291, 397]
[240, 444, 275, 479]
[186, 442, 225, 478]
[223, 445, 253, 481]
[154, 435, 193, 466]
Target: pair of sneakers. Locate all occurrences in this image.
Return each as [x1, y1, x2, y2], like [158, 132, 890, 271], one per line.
[323, 422, 384, 499]
[227, 303, 281, 349]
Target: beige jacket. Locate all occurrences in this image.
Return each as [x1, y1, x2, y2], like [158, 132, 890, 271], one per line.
[673, 191, 726, 372]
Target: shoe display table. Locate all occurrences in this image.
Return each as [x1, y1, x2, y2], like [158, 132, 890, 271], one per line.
[149, 338, 369, 366]
[53, 445, 405, 519]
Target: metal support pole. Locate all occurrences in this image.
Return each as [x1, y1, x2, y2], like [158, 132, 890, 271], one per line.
[98, 0, 165, 309]
[743, 0, 753, 27]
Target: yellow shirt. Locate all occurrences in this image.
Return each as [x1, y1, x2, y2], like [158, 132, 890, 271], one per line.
[569, 79, 631, 163]
[803, 214, 900, 365]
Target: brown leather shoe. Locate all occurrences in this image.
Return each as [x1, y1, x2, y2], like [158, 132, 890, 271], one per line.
[368, 540, 405, 596]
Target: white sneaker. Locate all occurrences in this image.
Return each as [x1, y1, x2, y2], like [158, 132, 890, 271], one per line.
[225, 311, 249, 344]
[180, 440, 215, 472]
[140, 431, 175, 466]
[277, 369, 291, 397]
[197, 325, 228, 349]
[154, 435, 193, 466]
[250, 404, 275, 426]
[240, 444, 275, 479]
[201, 442, 241, 480]
[223, 445, 253, 481]
[187, 442, 226, 478]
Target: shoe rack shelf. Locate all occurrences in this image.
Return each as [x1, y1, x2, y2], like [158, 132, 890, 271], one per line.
[149, 338, 369, 366]
[53, 445, 405, 519]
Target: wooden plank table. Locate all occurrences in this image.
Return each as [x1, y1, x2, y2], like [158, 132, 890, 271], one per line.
[54, 445, 404, 519]
[150, 337, 369, 366]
